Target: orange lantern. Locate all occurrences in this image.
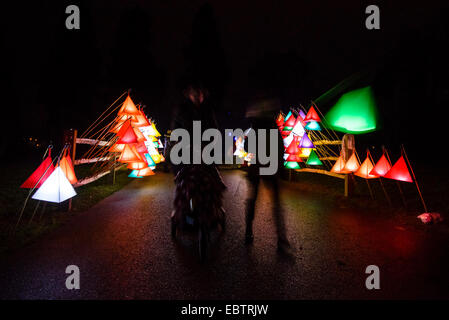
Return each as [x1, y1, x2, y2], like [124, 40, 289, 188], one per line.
[58, 155, 78, 184]
[109, 143, 125, 153]
[137, 167, 155, 176]
[128, 161, 148, 170]
[116, 121, 138, 144]
[331, 155, 346, 173]
[118, 144, 143, 163]
[355, 152, 378, 179]
[118, 95, 140, 116]
[343, 153, 360, 173]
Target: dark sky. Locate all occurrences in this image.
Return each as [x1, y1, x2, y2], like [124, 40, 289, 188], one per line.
[2, 0, 449, 157]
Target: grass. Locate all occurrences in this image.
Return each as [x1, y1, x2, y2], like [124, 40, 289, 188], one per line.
[0, 161, 132, 255]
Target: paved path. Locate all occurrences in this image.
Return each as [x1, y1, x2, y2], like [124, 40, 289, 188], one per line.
[1, 170, 448, 299]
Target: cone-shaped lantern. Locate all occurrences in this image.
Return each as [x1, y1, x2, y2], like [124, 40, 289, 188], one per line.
[298, 134, 315, 149]
[116, 120, 138, 144]
[291, 118, 305, 136]
[383, 156, 413, 183]
[58, 155, 78, 184]
[21, 153, 55, 188]
[276, 113, 284, 127]
[286, 136, 301, 155]
[355, 152, 378, 179]
[343, 153, 360, 173]
[148, 123, 161, 137]
[137, 167, 155, 176]
[132, 111, 151, 127]
[304, 106, 321, 122]
[284, 161, 301, 169]
[118, 144, 143, 163]
[284, 113, 296, 128]
[118, 95, 140, 116]
[108, 142, 125, 153]
[325, 86, 378, 134]
[306, 150, 322, 165]
[109, 120, 126, 134]
[286, 153, 303, 162]
[331, 156, 346, 173]
[144, 153, 156, 167]
[305, 121, 321, 131]
[127, 161, 148, 170]
[31, 166, 77, 203]
[284, 111, 292, 122]
[370, 154, 391, 177]
[128, 170, 144, 178]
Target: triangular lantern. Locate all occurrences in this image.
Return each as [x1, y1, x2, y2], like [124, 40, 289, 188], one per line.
[306, 150, 322, 165]
[118, 95, 140, 116]
[298, 134, 315, 149]
[116, 122, 139, 144]
[31, 166, 77, 203]
[331, 156, 346, 173]
[286, 153, 303, 162]
[383, 156, 413, 183]
[286, 136, 301, 155]
[137, 167, 155, 176]
[144, 153, 156, 167]
[58, 155, 78, 184]
[21, 154, 55, 188]
[304, 106, 321, 122]
[109, 142, 125, 153]
[127, 161, 148, 170]
[305, 121, 321, 131]
[119, 144, 143, 163]
[284, 113, 296, 128]
[284, 161, 301, 169]
[343, 153, 360, 173]
[370, 154, 391, 177]
[291, 117, 306, 136]
[276, 113, 284, 127]
[128, 170, 144, 178]
[355, 152, 378, 179]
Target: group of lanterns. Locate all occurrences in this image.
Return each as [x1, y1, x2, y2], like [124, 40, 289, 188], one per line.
[277, 106, 323, 169]
[108, 95, 164, 178]
[331, 149, 413, 183]
[21, 147, 78, 203]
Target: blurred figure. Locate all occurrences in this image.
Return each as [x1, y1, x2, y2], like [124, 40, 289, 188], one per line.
[244, 95, 292, 255]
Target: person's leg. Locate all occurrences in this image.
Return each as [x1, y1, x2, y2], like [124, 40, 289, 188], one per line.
[245, 174, 260, 243]
[268, 177, 290, 251]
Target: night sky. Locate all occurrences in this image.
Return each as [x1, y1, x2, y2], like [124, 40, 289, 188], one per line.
[2, 0, 449, 161]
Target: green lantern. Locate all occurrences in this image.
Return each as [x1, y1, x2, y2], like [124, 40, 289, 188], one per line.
[306, 150, 323, 165]
[325, 86, 378, 134]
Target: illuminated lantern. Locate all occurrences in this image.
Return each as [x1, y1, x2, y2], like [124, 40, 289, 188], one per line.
[284, 113, 296, 128]
[116, 120, 138, 144]
[151, 153, 162, 164]
[325, 86, 378, 134]
[118, 95, 140, 116]
[137, 167, 155, 176]
[306, 150, 322, 165]
[331, 156, 346, 173]
[118, 144, 143, 163]
[298, 148, 312, 158]
[135, 141, 148, 154]
[298, 109, 306, 119]
[304, 106, 321, 122]
[133, 127, 147, 142]
[128, 170, 143, 178]
[305, 121, 321, 131]
[109, 120, 126, 134]
[370, 154, 391, 177]
[281, 130, 291, 139]
[128, 161, 148, 170]
[31, 166, 77, 203]
[283, 132, 294, 149]
[286, 136, 301, 155]
[132, 111, 151, 127]
[148, 123, 161, 137]
[291, 117, 306, 136]
[284, 161, 301, 169]
[284, 111, 292, 122]
[108, 143, 125, 153]
[144, 153, 156, 167]
[158, 139, 163, 148]
[286, 153, 303, 162]
[276, 113, 285, 127]
[383, 156, 413, 183]
[58, 156, 78, 184]
[343, 153, 360, 173]
[21, 153, 55, 188]
[160, 154, 165, 162]
[298, 134, 315, 149]
[355, 152, 378, 179]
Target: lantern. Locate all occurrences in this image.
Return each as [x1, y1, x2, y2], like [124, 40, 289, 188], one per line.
[298, 134, 315, 149]
[306, 150, 323, 165]
[31, 166, 77, 203]
[118, 95, 140, 116]
[137, 167, 155, 176]
[118, 144, 143, 163]
[343, 153, 360, 173]
[370, 154, 391, 177]
[128, 170, 144, 178]
[383, 156, 413, 183]
[21, 153, 55, 188]
[116, 120, 138, 144]
[58, 155, 78, 184]
[331, 156, 346, 173]
[304, 106, 321, 122]
[355, 152, 378, 179]
[305, 121, 321, 131]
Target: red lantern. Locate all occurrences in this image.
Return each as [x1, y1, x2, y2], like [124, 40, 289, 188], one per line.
[304, 106, 321, 122]
[21, 152, 55, 188]
[383, 156, 413, 183]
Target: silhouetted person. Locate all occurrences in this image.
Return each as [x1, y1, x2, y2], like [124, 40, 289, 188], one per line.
[244, 95, 291, 255]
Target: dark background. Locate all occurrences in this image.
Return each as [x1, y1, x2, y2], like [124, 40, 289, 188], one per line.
[2, 0, 449, 162]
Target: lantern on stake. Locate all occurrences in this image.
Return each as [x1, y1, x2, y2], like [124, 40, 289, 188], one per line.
[58, 155, 78, 184]
[137, 167, 155, 176]
[298, 134, 315, 149]
[31, 166, 77, 203]
[118, 95, 140, 116]
[370, 153, 391, 177]
[355, 151, 378, 179]
[306, 149, 323, 165]
[343, 153, 360, 173]
[116, 120, 139, 144]
[21, 151, 55, 188]
[331, 155, 346, 173]
[128, 170, 143, 178]
[304, 106, 321, 122]
[383, 156, 413, 183]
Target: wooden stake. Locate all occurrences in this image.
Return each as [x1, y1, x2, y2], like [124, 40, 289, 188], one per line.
[402, 145, 428, 212]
